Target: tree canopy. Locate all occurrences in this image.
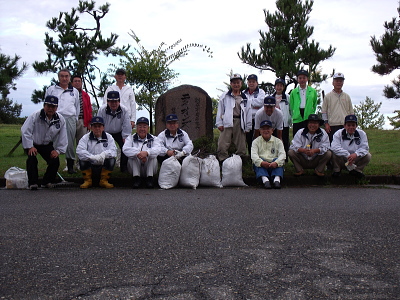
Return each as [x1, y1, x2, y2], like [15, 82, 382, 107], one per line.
[0, 50, 28, 123]
[354, 97, 385, 130]
[238, 0, 335, 89]
[118, 31, 213, 133]
[31, 0, 128, 107]
[370, 3, 400, 99]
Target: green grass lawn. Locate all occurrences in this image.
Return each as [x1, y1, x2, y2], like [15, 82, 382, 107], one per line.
[1, 124, 399, 178]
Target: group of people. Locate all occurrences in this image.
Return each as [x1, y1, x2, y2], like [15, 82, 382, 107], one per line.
[216, 71, 371, 189]
[21, 68, 371, 190]
[21, 68, 194, 190]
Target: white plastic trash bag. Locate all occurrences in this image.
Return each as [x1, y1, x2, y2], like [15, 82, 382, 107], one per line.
[4, 167, 29, 189]
[179, 155, 201, 189]
[221, 154, 247, 187]
[158, 156, 181, 189]
[199, 155, 222, 188]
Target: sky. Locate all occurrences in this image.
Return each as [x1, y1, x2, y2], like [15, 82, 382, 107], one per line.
[1, 0, 399, 129]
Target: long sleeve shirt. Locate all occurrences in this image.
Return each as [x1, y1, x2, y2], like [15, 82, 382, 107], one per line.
[157, 128, 193, 155]
[97, 104, 132, 138]
[104, 85, 136, 122]
[45, 84, 80, 120]
[289, 127, 330, 160]
[330, 128, 369, 158]
[76, 131, 117, 161]
[123, 133, 161, 158]
[251, 135, 286, 167]
[21, 109, 67, 154]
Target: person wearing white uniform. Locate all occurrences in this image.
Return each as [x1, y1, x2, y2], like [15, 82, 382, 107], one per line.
[76, 116, 117, 189]
[103, 68, 136, 128]
[21, 96, 67, 190]
[330, 114, 371, 179]
[288, 114, 331, 177]
[254, 96, 284, 140]
[157, 114, 194, 164]
[123, 117, 161, 189]
[97, 91, 132, 172]
[243, 74, 266, 155]
[45, 68, 79, 174]
[215, 73, 252, 161]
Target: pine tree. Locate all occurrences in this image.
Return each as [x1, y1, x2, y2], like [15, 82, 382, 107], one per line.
[0, 50, 27, 123]
[354, 97, 385, 130]
[370, 3, 400, 99]
[31, 1, 128, 107]
[238, 0, 335, 89]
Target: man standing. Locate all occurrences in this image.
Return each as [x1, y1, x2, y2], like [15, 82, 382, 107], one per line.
[76, 116, 117, 189]
[71, 75, 92, 145]
[243, 74, 266, 155]
[157, 114, 193, 164]
[253, 96, 284, 140]
[330, 115, 371, 179]
[251, 120, 286, 189]
[45, 69, 79, 174]
[289, 69, 318, 136]
[215, 73, 252, 162]
[321, 72, 354, 142]
[21, 96, 67, 190]
[97, 91, 132, 172]
[288, 114, 331, 177]
[123, 117, 161, 188]
[272, 78, 291, 157]
[104, 68, 136, 128]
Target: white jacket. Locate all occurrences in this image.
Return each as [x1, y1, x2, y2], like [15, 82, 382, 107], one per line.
[76, 131, 117, 161]
[331, 128, 369, 158]
[215, 90, 252, 132]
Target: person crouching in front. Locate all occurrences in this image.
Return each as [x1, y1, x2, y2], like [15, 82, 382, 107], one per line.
[76, 116, 117, 188]
[123, 117, 161, 189]
[251, 120, 286, 189]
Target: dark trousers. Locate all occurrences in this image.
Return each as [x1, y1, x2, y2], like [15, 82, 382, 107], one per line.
[111, 132, 128, 170]
[79, 158, 116, 171]
[26, 144, 59, 186]
[327, 125, 344, 143]
[246, 119, 256, 155]
[293, 121, 307, 137]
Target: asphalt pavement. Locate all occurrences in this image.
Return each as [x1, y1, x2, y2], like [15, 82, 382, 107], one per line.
[1, 187, 399, 299]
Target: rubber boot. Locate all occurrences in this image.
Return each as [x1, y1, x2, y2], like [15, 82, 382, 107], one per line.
[80, 169, 92, 189]
[99, 168, 114, 189]
[67, 158, 77, 174]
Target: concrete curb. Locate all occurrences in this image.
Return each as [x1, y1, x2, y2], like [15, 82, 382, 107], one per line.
[1, 175, 399, 189]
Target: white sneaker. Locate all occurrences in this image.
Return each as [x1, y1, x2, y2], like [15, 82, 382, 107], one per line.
[29, 184, 38, 190]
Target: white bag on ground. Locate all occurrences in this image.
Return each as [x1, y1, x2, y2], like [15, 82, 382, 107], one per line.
[158, 156, 181, 189]
[221, 154, 247, 187]
[179, 155, 201, 189]
[199, 155, 222, 188]
[4, 167, 29, 189]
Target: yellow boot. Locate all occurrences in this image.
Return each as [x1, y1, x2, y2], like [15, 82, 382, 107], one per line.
[80, 169, 92, 189]
[99, 168, 114, 189]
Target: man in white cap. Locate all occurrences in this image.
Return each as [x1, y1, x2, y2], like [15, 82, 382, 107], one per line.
[21, 96, 67, 190]
[330, 115, 371, 179]
[216, 73, 252, 161]
[321, 72, 354, 142]
[76, 116, 117, 189]
[123, 117, 161, 188]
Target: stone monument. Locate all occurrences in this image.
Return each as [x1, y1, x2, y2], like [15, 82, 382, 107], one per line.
[155, 85, 213, 140]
